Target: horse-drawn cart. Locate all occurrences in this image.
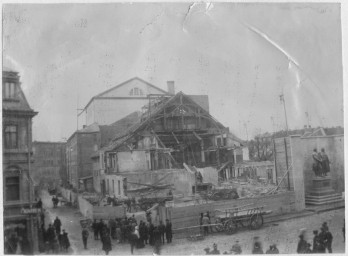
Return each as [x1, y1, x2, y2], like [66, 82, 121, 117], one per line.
[213, 203, 272, 234]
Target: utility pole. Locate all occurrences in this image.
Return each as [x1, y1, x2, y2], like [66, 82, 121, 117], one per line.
[305, 112, 310, 127]
[279, 94, 289, 135]
[244, 122, 249, 141]
[270, 116, 276, 136]
[77, 108, 84, 130]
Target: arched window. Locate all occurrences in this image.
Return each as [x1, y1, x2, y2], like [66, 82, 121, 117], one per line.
[129, 87, 144, 96]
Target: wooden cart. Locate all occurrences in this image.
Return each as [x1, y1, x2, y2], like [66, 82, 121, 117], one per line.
[213, 204, 272, 234]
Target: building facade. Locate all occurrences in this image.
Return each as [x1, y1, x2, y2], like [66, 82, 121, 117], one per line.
[82, 77, 210, 126]
[2, 68, 39, 254]
[93, 92, 244, 196]
[32, 141, 66, 189]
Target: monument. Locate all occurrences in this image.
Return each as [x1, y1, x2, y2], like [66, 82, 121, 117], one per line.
[305, 148, 343, 205]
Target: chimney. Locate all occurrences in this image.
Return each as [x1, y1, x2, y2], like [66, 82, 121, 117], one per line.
[167, 81, 175, 95]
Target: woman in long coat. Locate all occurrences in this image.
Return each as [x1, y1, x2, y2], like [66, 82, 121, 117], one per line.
[102, 234, 112, 255]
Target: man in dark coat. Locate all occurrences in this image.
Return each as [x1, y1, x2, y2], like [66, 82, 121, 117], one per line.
[158, 220, 166, 244]
[47, 224, 56, 251]
[53, 216, 62, 235]
[143, 222, 149, 245]
[312, 230, 320, 253]
[318, 227, 327, 253]
[165, 219, 173, 243]
[153, 227, 162, 255]
[82, 227, 89, 249]
[98, 219, 105, 240]
[102, 233, 112, 255]
[297, 234, 308, 254]
[61, 230, 70, 252]
[325, 227, 333, 253]
[92, 219, 99, 240]
[210, 243, 221, 255]
[128, 231, 138, 254]
[149, 222, 155, 246]
[266, 244, 279, 254]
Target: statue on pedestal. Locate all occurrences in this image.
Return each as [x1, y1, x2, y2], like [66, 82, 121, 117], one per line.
[312, 148, 323, 177]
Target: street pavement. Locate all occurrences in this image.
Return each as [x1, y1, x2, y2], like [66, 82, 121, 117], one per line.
[41, 191, 345, 255]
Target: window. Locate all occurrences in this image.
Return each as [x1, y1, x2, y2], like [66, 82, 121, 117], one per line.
[129, 87, 144, 96]
[4, 125, 18, 149]
[3, 82, 17, 99]
[118, 180, 121, 195]
[6, 176, 20, 201]
[112, 180, 115, 193]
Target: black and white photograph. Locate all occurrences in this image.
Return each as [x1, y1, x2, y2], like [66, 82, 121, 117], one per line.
[2, 1, 346, 255]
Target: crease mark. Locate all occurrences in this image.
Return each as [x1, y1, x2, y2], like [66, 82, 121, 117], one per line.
[182, 2, 197, 33]
[242, 22, 322, 93]
[139, 11, 164, 35]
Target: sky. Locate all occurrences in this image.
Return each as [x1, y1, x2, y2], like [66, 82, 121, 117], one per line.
[2, 2, 344, 141]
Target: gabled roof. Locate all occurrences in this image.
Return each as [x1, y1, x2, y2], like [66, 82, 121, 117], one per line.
[95, 77, 168, 97]
[84, 77, 169, 110]
[98, 91, 226, 154]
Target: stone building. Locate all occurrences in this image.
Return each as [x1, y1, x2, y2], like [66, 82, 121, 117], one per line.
[2, 68, 39, 253]
[32, 141, 66, 188]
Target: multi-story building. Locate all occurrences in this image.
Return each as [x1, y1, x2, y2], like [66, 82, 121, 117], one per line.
[81, 77, 210, 126]
[93, 92, 244, 197]
[32, 141, 66, 188]
[66, 114, 141, 191]
[2, 68, 39, 253]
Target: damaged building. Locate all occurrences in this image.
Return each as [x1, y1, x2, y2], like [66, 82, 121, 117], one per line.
[92, 91, 244, 198]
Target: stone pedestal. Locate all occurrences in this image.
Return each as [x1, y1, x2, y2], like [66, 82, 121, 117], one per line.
[305, 176, 343, 205]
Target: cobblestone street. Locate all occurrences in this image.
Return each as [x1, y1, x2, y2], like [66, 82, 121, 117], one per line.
[42, 191, 345, 255]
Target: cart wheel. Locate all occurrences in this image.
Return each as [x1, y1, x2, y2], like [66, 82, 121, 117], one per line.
[249, 214, 263, 230]
[224, 220, 238, 235]
[214, 218, 224, 232]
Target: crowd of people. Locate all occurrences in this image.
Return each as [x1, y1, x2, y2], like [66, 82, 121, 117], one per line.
[84, 216, 173, 254]
[39, 216, 71, 254]
[202, 220, 344, 255]
[297, 222, 334, 253]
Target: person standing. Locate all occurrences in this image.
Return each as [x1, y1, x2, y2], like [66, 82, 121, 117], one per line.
[92, 219, 99, 240]
[153, 227, 162, 255]
[62, 230, 70, 252]
[325, 227, 333, 253]
[210, 243, 221, 255]
[149, 221, 155, 246]
[165, 219, 172, 243]
[297, 234, 308, 254]
[82, 227, 89, 250]
[102, 232, 112, 255]
[231, 240, 242, 254]
[202, 214, 210, 236]
[312, 230, 320, 253]
[143, 222, 149, 245]
[158, 220, 166, 244]
[53, 217, 62, 235]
